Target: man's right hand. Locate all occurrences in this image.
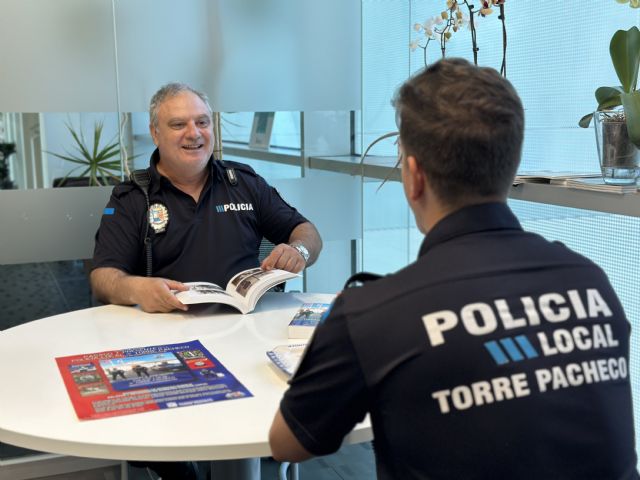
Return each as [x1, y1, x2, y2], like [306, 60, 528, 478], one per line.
[133, 277, 190, 313]
[90, 267, 190, 313]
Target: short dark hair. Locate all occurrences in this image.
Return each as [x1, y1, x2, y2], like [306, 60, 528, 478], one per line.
[393, 58, 524, 205]
[149, 82, 213, 128]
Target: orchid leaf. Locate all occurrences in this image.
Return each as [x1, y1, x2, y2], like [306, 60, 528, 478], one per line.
[579, 113, 595, 128]
[595, 86, 623, 108]
[621, 91, 640, 148]
[579, 87, 624, 127]
[610, 26, 640, 93]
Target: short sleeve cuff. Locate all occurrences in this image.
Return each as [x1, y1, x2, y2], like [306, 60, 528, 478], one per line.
[279, 399, 344, 456]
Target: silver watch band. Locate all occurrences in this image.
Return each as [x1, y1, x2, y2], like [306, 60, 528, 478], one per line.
[290, 242, 310, 263]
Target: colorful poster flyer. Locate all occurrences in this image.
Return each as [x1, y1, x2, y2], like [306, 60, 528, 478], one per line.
[55, 340, 252, 420]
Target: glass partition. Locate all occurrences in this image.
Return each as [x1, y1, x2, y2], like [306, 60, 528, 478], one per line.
[1, 0, 640, 470]
[0, 0, 362, 326]
[357, 0, 640, 461]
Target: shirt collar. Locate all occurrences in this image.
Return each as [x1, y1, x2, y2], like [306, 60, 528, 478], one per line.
[418, 202, 522, 258]
[148, 148, 217, 195]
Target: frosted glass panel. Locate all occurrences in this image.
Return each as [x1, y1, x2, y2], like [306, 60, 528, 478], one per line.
[0, 0, 360, 113]
[0, 0, 118, 112]
[114, 0, 215, 113]
[209, 0, 360, 112]
[115, 0, 361, 113]
[0, 187, 111, 264]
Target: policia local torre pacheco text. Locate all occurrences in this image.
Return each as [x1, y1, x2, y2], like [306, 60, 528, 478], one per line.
[422, 287, 626, 414]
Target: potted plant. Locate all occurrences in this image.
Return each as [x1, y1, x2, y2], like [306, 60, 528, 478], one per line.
[579, 26, 640, 184]
[47, 120, 130, 187]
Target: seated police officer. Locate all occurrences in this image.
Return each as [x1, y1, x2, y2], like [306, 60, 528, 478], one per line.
[269, 58, 639, 479]
[91, 82, 322, 480]
[91, 82, 321, 314]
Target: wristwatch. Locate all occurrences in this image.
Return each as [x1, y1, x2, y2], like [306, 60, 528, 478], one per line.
[290, 242, 310, 264]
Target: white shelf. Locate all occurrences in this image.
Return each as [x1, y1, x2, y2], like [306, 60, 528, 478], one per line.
[308, 155, 640, 218]
[509, 182, 640, 217]
[214, 147, 640, 219]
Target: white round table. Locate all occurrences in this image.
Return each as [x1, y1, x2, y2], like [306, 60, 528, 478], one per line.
[0, 292, 372, 467]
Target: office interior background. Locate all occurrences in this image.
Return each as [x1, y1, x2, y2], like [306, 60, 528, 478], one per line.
[0, 0, 639, 474]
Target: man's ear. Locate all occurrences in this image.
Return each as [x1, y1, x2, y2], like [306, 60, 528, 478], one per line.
[405, 155, 425, 202]
[149, 124, 158, 146]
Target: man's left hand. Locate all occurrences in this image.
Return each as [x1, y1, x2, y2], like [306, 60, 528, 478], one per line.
[261, 243, 306, 273]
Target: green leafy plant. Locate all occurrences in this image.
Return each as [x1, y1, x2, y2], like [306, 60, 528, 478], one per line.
[47, 120, 127, 186]
[579, 26, 640, 148]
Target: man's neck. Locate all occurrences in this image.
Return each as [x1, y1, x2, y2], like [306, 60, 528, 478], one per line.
[157, 162, 209, 202]
[420, 194, 506, 234]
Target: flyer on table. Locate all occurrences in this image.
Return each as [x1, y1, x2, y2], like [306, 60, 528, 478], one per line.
[55, 340, 252, 420]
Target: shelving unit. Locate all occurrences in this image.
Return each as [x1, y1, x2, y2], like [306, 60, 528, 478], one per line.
[305, 154, 640, 218]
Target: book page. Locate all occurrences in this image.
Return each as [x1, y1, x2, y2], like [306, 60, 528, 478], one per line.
[175, 282, 245, 312]
[227, 268, 298, 311]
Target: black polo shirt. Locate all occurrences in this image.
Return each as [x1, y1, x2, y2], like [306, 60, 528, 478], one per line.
[93, 150, 308, 286]
[280, 202, 638, 480]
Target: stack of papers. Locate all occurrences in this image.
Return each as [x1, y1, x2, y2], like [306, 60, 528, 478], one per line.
[513, 172, 601, 186]
[266, 344, 307, 377]
[551, 176, 638, 194]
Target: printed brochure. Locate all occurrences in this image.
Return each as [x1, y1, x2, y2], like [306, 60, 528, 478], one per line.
[176, 268, 298, 314]
[288, 302, 331, 339]
[266, 343, 308, 377]
[56, 340, 252, 420]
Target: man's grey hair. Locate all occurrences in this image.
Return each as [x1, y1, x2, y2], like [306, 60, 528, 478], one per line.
[149, 82, 213, 128]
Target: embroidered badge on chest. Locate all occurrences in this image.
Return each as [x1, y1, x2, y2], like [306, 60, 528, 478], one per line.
[148, 203, 169, 233]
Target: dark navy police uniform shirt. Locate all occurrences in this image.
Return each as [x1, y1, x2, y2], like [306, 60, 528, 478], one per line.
[93, 150, 308, 286]
[281, 202, 639, 480]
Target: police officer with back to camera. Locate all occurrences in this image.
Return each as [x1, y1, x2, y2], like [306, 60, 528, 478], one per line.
[91, 82, 322, 314]
[269, 58, 639, 479]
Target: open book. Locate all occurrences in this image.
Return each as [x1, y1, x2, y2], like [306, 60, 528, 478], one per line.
[175, 268, 298, 314]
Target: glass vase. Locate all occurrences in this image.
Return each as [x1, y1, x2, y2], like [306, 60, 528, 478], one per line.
[593, 110, 640, 185]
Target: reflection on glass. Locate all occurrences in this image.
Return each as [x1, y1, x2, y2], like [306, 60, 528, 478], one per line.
[0, 112, 132, 190]
[0, 109, 305, 190]
[221, 112, 301, 150]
